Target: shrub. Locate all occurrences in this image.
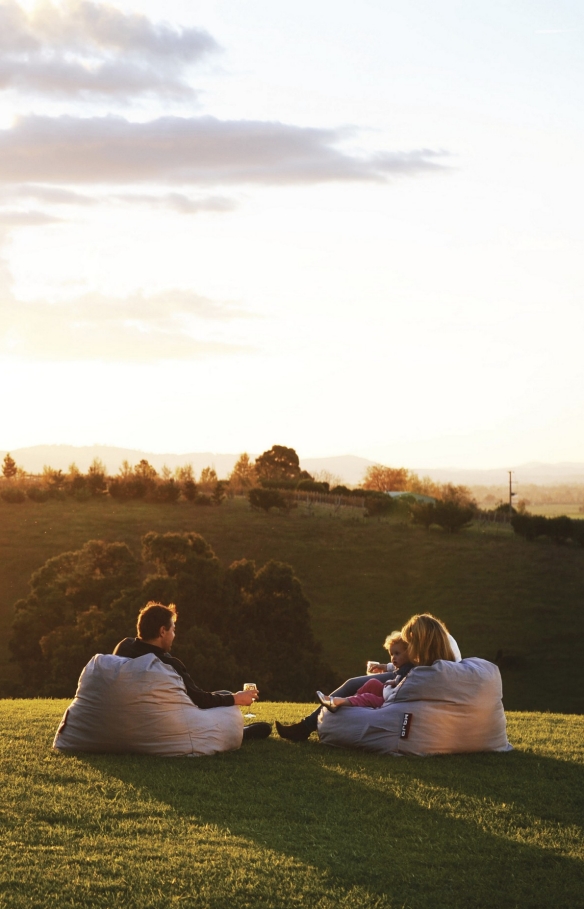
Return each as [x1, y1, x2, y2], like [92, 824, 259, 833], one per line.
[364, 494, 395, 518]
[212, 481, 227, 506]
[548, 516, 573, 545]
[26, 485, 50, 503]
[570, 520, 584, 547]
[181, 479, 198, 501]
[108, 477, 149, 500]
[330, 485, 352, 496]
[2, 453, 18, 479]
[248, 487, 290, 513]
[512, 514, 551, 542]
[147, 480, 181, 504]
[258, 477, 298, 490]
[410, 502, 438, 530]
[0, 486, 26, 504]
[296, 479, 330, 493]
[413, 500, 474, 533]
[432, 500, 474, 533]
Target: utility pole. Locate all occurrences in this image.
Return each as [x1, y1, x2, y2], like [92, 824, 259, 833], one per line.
[508, 471, 516, 514]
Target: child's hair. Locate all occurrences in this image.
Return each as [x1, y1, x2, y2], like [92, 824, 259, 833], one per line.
[400, 613, 455, 666]
[383, 630, 407, 653]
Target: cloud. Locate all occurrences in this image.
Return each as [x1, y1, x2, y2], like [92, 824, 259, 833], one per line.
[2, 184, 97, 205]
[0, 114, 449, 186]
[0, 0, 219, 100]
[0, 287, 254, 361]
[113, 192, 237, 214]
[0, 208, 62, 226]
[0, 184, 235, 214]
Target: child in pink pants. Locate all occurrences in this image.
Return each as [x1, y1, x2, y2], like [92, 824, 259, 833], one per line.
[318, 633, 414, 711]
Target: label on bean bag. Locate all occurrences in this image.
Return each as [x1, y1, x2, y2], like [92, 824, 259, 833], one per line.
[400, 712, 412, 739]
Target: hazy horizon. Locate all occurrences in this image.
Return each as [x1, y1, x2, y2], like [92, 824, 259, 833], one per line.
[5, 442, 584, 489]
[1, 1, 583, 468]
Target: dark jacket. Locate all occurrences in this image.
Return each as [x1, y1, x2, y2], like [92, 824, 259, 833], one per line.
[113, 637, 235, 710]
[395, 662, 415, 682]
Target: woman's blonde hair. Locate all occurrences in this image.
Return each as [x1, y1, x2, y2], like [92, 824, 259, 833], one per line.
[383, 630, 407, 653]
[400, 613, 455, 666]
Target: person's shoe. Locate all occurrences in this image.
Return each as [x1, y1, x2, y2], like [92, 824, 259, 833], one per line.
[242, 722, 272, 741]
[316, 691, 340, 712]
[275, 719, 312, 741]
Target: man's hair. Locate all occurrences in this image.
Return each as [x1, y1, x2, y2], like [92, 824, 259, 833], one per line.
[137, 602, 177, 642]
[383, 630, 407, 653]
[400, 613, 455, 666]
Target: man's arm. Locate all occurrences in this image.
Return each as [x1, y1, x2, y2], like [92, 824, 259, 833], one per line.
[168, 659, 236, 709]
[179, 669, 257, 709]
[113, 639, 256, 709]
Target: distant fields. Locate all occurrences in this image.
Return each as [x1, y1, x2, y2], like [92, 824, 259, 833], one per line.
[1, 496, 583, 713]
[0, 700, 582, 909]
[527, 503, 584, 517]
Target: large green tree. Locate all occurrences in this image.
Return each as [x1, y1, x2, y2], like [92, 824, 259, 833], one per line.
[254, 445, 302, 481]
[10, 531, 337, 699]
[10, 540, 140, 693]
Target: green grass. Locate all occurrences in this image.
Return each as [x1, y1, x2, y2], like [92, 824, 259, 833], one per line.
[1, 497, 584, 712]
[0, 700, 582, 909]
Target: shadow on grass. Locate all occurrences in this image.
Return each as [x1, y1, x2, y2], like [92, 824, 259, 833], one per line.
[80, 740, 584, 909]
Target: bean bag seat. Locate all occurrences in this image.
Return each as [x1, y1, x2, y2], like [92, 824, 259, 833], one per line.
[317, 658, 512, 755]
[53, 654, 244, 757]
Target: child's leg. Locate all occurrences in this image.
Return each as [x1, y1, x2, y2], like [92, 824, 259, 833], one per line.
[355, 678, 385, 697]
[346, 692, 385, 708]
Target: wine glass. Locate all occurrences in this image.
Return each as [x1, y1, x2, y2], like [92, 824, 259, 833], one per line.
[243, 682, 258, 718]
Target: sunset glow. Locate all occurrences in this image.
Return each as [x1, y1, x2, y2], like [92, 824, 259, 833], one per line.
[1, 0, 582, 468]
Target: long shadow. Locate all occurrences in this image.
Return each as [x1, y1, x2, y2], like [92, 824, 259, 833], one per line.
[79, 741, 584, 909]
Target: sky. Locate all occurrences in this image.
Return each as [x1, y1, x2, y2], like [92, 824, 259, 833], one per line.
[0, 0, 583, 468]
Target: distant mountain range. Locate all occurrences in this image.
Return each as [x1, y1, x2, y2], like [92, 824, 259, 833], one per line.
[3, 444, 584, 487]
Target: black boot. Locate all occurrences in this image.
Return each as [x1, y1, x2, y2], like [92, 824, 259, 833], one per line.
[242, 722, 272, 741]
[275, 719, 312, 741]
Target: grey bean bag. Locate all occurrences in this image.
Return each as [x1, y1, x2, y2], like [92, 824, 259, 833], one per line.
[53, 653, 244, 757]
[317, 658, 512, 755]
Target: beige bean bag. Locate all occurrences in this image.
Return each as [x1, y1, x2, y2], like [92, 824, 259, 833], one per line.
[53, 653, 244, 757]
[317, 658, 512, 755]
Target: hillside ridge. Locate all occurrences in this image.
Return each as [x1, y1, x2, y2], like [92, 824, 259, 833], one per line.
[3, 444, 584, 486]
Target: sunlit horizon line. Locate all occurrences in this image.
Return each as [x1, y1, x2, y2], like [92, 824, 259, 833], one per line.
[2, 439, 584, 475]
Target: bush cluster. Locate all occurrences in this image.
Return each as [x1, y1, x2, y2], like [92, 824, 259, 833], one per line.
[511, 513, 584, 545]
[248, 487, 294, 513]
[0, 486, 26, 504]
[410, 500, 475, 533]
[9, 532, 338, 701]
[0, 459, 228, 507]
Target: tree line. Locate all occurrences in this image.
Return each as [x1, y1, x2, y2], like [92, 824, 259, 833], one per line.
[511, 513, 584, 546]
[1, 452, 228, 506]
[2, 445, 485, 532]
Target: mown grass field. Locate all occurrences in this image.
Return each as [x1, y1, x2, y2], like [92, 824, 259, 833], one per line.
[0, 700, 582, 909]
[527, 503, 584, 517]
[1, 496, 583, 712]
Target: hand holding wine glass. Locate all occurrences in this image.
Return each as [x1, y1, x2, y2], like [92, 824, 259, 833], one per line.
[242, 681, 258, 718]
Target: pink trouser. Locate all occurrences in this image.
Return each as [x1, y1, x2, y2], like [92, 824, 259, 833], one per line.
[347, 677, 385, 708]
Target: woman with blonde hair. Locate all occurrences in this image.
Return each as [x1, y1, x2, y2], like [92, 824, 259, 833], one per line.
[276, 613, 461, 737]
[400, 613, 456, 666]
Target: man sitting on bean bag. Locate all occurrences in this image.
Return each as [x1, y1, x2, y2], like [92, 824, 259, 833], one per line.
[53, 602, 270, 756]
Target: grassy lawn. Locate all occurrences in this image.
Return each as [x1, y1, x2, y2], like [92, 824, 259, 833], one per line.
[0, 700, 582, 909]
[1, 497, 584, 712]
